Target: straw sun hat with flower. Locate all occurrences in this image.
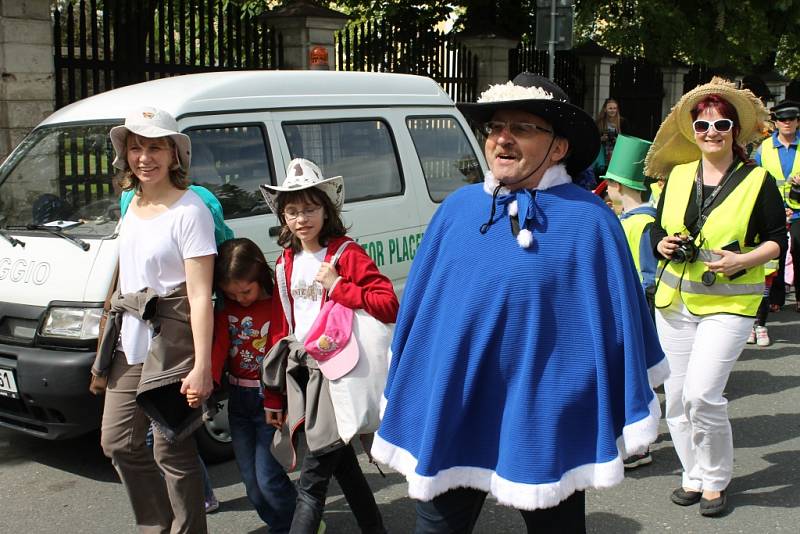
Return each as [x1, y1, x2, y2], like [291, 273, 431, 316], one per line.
[644, 77, 769, 179]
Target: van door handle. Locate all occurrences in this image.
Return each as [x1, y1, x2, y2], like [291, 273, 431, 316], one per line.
[268, 225, 281, 237]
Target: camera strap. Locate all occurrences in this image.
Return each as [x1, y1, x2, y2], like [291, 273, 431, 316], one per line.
[690, 161, 753, 236]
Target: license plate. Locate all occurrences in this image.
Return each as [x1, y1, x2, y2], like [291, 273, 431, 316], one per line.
[0, 367, 19, 399]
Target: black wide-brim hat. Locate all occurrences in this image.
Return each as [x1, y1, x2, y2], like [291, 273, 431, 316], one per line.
[458, 72, 600, 174]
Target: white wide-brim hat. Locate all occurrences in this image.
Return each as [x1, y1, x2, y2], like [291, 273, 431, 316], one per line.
[645, 77, 768, 179]
[260, 158, 344, 215]
[109, 106, 191, 171]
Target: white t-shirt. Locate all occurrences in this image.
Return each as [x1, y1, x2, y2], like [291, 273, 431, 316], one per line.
[291, 248, 326, 342]
[118, 189, 217, 365]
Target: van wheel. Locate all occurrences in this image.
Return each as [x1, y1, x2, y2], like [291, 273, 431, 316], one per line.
[196, 399, 233, 463]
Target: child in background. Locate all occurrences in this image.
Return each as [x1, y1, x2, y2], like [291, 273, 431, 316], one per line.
[603, 135, 659, 469]
[260, 158, 397, 534]
[211, 238, 297, 533]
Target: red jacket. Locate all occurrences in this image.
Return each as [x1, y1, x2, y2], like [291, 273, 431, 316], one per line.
[264, 236, 399, 409]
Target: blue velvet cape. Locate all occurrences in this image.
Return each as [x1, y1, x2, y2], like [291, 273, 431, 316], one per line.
[372, 181, 668, 511]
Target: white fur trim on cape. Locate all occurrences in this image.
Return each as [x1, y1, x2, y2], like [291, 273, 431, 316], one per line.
[516, 228, 533, 248]
[647, 355, 670, 389]
[478, 81, 554, 103]
[371, 433, 623, 511]
[483, 164, 572, 195]
[371, 389, 662, 511]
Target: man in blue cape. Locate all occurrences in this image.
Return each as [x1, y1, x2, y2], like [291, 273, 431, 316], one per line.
[371, 73, 669, 533]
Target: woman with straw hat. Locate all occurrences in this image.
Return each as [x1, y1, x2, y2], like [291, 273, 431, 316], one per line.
[645, 78, 786, 517]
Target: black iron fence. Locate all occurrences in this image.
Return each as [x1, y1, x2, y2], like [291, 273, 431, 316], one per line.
[52, 0, 283, 109]
[336, 20, 478, 103]
[508, 43, 586, 108]
[610, 58, 664, 140]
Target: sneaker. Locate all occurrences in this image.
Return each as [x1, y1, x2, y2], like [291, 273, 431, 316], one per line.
[205, 495, 219, 514]
[755, 326, 770, 347]
[623, 450, 653, 469]
[671, 487, 702, 506]
[746, 327, 756, 344]
[699, 490, 727, 516]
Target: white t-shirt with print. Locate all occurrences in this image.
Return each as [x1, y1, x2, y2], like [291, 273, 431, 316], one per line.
[118, 189, 217, 365]
[291, 248, 326, 342]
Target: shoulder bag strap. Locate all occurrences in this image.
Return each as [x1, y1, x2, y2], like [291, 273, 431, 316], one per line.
[275, 254, 294, 335]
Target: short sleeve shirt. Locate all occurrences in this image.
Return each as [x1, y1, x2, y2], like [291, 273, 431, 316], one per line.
[119, 189, 217, 364]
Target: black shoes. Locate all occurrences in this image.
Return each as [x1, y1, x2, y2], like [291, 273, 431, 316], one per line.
[699, 490, 728, 517]
[670, 487, 702, 506]
[671, 487, 728, 516]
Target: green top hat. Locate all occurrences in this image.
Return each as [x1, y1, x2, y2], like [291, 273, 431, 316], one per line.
[602, 134, 653, 191]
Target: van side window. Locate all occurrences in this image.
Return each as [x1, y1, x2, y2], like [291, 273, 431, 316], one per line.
[283, 120, 402, 202]
[406, 116, 482, 202]
[185, 125, 272, 219]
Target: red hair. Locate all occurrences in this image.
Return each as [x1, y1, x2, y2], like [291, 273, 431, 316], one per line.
[690, 94, 749, 162]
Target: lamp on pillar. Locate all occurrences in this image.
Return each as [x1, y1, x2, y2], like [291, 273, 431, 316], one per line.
[309, 46, 330, 70]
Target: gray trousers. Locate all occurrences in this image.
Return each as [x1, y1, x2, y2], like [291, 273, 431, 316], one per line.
[101, 353, 207, 534]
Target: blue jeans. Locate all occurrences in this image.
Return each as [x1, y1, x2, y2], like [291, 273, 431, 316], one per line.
[229, 384, 297, 533]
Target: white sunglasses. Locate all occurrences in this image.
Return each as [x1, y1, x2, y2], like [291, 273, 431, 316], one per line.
[692, 119, 734, 134]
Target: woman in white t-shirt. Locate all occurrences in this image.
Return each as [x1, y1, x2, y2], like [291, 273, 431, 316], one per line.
[100, 107, 216, 533]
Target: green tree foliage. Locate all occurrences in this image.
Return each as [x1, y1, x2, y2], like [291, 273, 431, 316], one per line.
[575, 0, 800, 74]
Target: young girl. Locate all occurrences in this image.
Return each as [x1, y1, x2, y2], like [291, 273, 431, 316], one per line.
[211, 238, 297, 533]
[261, 158, 398, 534]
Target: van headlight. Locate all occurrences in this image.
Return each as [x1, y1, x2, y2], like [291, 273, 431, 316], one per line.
[40, 307, 103, 340]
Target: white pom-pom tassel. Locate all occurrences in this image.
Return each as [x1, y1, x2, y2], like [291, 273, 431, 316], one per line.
[508, 200, 518, 216]
[516, 228, 533, 248]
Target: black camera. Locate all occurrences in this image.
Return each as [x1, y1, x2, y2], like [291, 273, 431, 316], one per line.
[605, 126, 618, 143]
[789, 181, 800, 203]
[672, 234, 699, 264]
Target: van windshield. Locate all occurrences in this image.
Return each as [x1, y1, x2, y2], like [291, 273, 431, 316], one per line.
[0, 123, 121, 238]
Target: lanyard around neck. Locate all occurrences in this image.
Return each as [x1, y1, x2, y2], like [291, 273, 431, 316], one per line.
[693, 160, 740, 233]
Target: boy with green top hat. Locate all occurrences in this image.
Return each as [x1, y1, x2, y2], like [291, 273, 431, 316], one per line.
[604, 133, 658, 470]
[605, 134, 658, 302]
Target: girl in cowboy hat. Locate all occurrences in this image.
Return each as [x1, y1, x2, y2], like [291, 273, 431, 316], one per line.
[260, 158, 398, 533]
[100, 106, 216, 532]
[647, 78, 787, 517]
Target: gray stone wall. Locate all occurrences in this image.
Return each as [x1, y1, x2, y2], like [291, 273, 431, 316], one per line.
[0, 0, 54, 163]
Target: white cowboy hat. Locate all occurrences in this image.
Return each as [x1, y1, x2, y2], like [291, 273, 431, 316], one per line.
[260, 158, 344, 215]
[109, 106, 191, 171]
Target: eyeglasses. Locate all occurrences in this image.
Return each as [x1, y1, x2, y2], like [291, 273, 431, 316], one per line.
[482, 121, 554, 138]
[692, 119, 734, 134]
[774, 115, 799, 123]
[283, 206, 322, 221]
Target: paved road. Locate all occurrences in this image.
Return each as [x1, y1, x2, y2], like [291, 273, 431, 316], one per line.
[2, 308, 800, 533]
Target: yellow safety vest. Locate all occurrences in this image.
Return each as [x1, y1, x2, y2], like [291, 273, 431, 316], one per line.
[760, 137, 800, 210]
[621, 212, 655, 284]
[655, 161, 767, 316]
[649, 182, 663, 207]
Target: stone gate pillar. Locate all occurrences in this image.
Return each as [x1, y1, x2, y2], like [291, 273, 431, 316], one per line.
[0, 0, 54, 163]
[459, 34, 519, 95]
[262, 1, 348, 70]
[575, 41, 617, 118]
[661, 65, 690, 119]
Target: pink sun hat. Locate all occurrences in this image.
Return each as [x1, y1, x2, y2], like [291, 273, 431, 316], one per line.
[304, 300, 359, 380]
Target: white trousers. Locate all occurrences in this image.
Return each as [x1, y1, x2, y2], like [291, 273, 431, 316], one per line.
[656, 299, 752, 491]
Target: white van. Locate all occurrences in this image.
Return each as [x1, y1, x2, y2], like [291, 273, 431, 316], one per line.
[0, 71, 485, 459]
